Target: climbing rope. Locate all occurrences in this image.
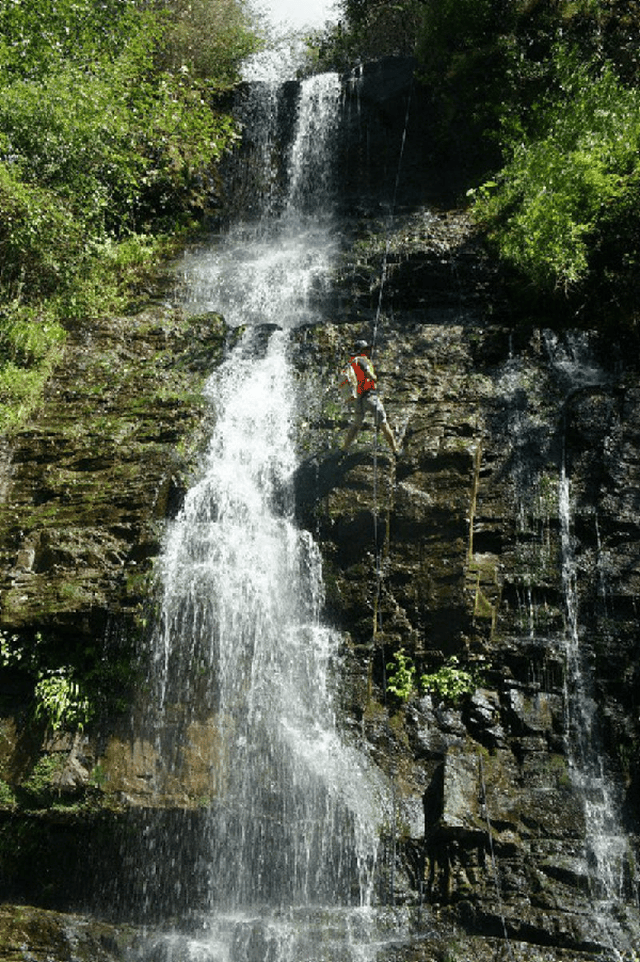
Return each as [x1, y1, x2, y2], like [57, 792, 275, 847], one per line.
[367, 76, 414, 909]
[370, 75, 413, 627]
[478, 754, 517, 961]
[371, 80, 413, 358]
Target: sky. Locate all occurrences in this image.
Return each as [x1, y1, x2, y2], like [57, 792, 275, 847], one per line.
[262, 0, 338, 31]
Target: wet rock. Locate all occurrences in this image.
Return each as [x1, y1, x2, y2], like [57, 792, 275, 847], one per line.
[0, 904, 144, 962]
[467, 688, 506, 747]
[439, 746, 484, 839]
[293, 215, 640, 954]
[0, 305, 225, 655]
[0, 60, 639, 961]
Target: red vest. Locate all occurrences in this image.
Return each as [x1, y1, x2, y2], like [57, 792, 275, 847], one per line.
[350, 356, 376, 395]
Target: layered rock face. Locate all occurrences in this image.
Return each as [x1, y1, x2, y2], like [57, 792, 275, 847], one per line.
[0, 58, 639, 962]
[292, 205, 640, 954]
[0, 308, 224, 640]
[292, 62, 640, 954]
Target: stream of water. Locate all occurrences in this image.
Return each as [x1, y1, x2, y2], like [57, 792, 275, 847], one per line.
[550, 335, 638, 955]
[495, 333, 640, 955]
[133, 71, 395, 962]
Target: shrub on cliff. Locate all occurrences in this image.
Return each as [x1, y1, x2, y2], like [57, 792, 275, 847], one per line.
[412, 0, 640, 323]
[0, 0, 262, 429]
[0, 0, 256, 279]
[472, 50, 640, 297]
[158, 0, 262, 85]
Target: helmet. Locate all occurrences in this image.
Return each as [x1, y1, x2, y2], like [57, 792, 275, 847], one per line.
[351, 339, 371, 355]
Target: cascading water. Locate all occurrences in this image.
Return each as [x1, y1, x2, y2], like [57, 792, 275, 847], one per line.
[133, 71, 392, 962]
[180, 72, 342, 328]
[496, 331, 640, 955]
[558, 461, 633, 943]
[551, 333, 639, 955]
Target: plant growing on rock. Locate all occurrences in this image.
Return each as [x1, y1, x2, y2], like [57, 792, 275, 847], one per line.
[420, 656, 476, 705]
[34, 669, 93, 734]
[18, 754, 65, 807]
[385, 648, 416, 702]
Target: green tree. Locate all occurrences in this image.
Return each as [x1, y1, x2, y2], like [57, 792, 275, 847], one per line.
[157, 0, 263, 85]
[473, 49, 640, 298]
[0, 0, 262, 428]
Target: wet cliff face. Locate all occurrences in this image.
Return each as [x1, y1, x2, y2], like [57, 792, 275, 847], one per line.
[292, 206, 640, 954]
[0, 59, 639, 962]
[0, 306, 227, 814]
[0, 308, 225, 635]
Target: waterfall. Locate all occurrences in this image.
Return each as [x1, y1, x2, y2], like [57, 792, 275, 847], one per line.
[179, 74, 341, 329]
[496, 331, 640, 954]
[551, 334, 638, 955]
[559, 453, 638, 954]
[133, 73, 390, 962]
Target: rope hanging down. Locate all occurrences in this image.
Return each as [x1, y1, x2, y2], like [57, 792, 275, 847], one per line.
[371, 77, 413, 641]
[369, 78, 413, 910]
[371, 78, 413, 359]
[479, 754, 517, 961]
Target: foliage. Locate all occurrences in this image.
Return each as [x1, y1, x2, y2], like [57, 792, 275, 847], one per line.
[420, 656, 477, 705]
[0, 53, 237, 250]
[385, 648, 416, 702]
[0, 629, 40, 672]
[392, 0, 640, 319]
[18, 754, 64, 806]
[0, 628, 130, 734]
[1, 632, 92, 732]
[158, 0, 263, 85]
[0, 0, 261, 433]
[418, 0, 516, 65]
[385, 648, 480, 705]
[0, 779, 16, 809]
[473, 49, 640, 294]
[34, 670, 93, 733]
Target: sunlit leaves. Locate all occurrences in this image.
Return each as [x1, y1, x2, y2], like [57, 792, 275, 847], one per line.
[0, 163, 85, 296]
[0, 0, 258, 444]
[0, 0, 147, 80]
[159, 0, 264, 86]
[474, 52, 640, 292]
[0, 0, 251, 312]
[34, 669, 93, 733]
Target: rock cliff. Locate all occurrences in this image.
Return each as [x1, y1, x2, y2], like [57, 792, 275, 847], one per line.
[291, 203, 640, 956]
[0, 57, 639, 962]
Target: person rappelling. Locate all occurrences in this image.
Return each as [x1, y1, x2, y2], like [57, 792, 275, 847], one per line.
[341, 340, 399, 455]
